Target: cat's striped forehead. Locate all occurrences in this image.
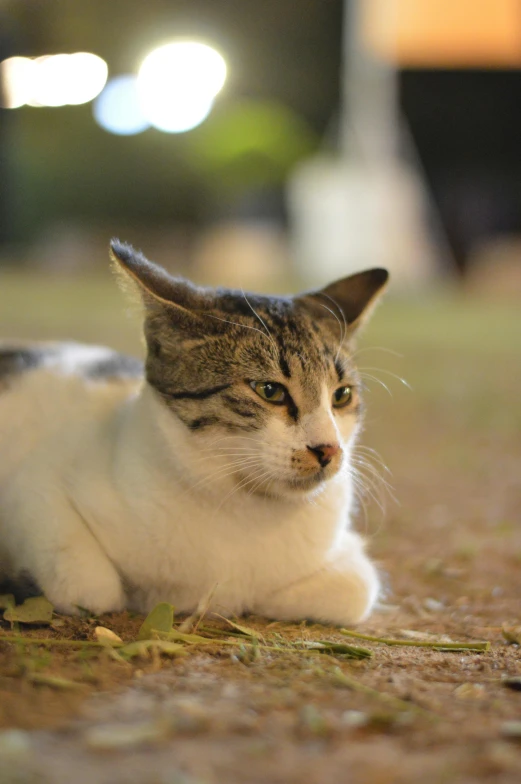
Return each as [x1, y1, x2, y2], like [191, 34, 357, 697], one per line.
[212, 293, 349, 394]
[145, 289, 354, 421]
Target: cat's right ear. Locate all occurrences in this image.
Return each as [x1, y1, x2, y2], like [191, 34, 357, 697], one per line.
[110, 239, 207, 327]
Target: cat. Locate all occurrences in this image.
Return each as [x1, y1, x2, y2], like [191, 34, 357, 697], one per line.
[0, 240, 388, 625]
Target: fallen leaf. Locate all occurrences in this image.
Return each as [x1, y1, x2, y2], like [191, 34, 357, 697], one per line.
[167, 630, 210, 644]
[27, 673, 87, 690]
[212, 613, 262, 639]
[400, 629, 453, 643]
[119, 639, 186, 660]
[0, 594, 15, 611]
[304, 640, 372, 659]
[137, 602, 174, 640]
[3, 596, 53, 625]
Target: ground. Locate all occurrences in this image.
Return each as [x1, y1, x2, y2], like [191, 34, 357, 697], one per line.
[0, 271, 520, 784]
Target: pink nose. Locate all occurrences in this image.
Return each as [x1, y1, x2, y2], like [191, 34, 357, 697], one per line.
[307, 443, 341, 468]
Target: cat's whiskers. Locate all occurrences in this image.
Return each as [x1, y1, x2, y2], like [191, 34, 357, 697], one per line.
[351, 451, 394, 487]
[348, 451, 395, 536]
[358, 366, 411, 391]
[178, 456, 266, 498]
[352, 452, 394, 496]
[246, 468, 278, 498]
[205, 310, 276, 352]
[350, 345, 403, 362]
[241, 290, 279, 355]
[203, 435, 271, 452]
[194, 451, 260, 464]
[212, 465, 276, 513]
[353, 444, 391, 471]
[347, 469, 371, 532]
[358, 371, 393, 397]
[317, 295, 347, 363]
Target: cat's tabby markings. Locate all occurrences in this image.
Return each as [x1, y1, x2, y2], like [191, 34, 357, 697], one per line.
[0, 241, 388, 626]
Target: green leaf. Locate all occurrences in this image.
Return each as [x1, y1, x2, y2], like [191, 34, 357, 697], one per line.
[28, 673, 87, 690]
[0, 594, 15, 611]
[3, 596, 54, 625]
[166, 630, 210, 645]
[212, 613, 262, 639]
[137, 602, 174, 640]
[119, 639, 186, 660]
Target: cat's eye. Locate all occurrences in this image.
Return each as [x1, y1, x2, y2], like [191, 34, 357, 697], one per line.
[250, 381, 287, 405]
[332, 385, 353, 408]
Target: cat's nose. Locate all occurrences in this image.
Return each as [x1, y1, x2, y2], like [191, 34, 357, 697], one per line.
[307, 443, 341, 468]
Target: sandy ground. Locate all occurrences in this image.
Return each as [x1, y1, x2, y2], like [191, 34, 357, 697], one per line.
[0, 272, 520, 783]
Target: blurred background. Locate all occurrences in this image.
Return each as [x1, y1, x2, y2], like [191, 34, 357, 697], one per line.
[1, 0, 521, 295]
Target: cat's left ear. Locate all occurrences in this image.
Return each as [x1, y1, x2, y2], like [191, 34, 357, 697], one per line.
[109, 239, 209, 329]
[297, 268, 389, 333]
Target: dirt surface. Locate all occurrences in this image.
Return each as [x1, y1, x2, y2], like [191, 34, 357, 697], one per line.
[0, 275, 520, 783]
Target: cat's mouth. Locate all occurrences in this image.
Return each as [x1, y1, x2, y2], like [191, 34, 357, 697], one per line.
[287, 471, 327, 492]
[236, 468, 330, 498]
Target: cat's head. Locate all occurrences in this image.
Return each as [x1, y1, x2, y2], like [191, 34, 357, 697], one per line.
[111, 239, 388, 500]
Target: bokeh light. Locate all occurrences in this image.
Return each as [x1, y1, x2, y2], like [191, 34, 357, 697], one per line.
[136, 41, 227, 133]
[0, 56, 36, 108]
[93, 75, 150, 135]
[0, 53, 108, 108]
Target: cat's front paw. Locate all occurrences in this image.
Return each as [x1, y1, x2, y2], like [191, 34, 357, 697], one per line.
[255, 547, 380, 627]
[42, 565, 126, 616]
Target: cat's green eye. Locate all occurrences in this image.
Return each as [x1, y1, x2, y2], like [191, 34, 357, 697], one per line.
[250, 381, 287, 405]
[332, 385, 353, 408]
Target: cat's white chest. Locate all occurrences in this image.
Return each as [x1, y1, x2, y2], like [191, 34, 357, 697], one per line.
[70, 449, 350, 615]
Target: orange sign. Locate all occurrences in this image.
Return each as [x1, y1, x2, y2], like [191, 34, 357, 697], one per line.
[362, 0, 521, 67]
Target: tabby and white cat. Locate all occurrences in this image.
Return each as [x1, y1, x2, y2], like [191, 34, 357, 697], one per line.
[0, 240, 388, 625]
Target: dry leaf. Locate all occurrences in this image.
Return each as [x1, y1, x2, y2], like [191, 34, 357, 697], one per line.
[400, 629, 453, 643]
[212, 613, 262, 639]
[3, 596, 53, 625]
[0, 594, 15, 611]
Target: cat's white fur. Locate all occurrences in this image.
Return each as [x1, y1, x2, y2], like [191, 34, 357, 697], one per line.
[0, 342, 379, 625]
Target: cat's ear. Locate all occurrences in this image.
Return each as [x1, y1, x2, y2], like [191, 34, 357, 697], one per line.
[110, 239, 207, 326]
[297, 268, 389, 333]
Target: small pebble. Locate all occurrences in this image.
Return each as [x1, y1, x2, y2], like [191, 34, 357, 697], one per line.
[298, 704, 329, 736]
[484, 741, 520, 770]
[501, 721, 521, 739]
[454, 683, 486, 700]
[502, 624, 521, 645]
[84, 720, 171, 750]
[0, 729, 32, 757]
[503, 677, 521, 692]
[341, 710, 369, 728]
[424, 597, 444, 612]
[95, 626, 123, 644]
